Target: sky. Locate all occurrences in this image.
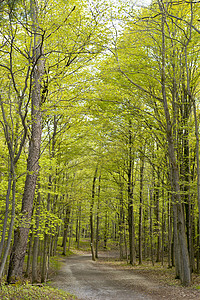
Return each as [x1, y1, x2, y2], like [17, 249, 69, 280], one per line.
[133, 0, 152, 7]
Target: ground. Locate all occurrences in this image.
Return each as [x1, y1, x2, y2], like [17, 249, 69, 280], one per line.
[50, 251, 200, 300]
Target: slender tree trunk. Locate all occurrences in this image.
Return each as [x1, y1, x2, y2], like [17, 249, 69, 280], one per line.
[32, 233, 40, 283]
[95, 175, 101, 259]
[119, 180, 124, 260]
[25, 229, 33, 277]
[68, 210, 74, 251]
[76, 206, 81, 249]
[161, 187, 165, 266]
[0, 174, 12, 258]
[75, 212, 79, 243]
[197, 218, 200, 272]
[155, 173, 161, 263]
[62, 206, 70, 256]
[139, 150, 145, 265]
[181, 91, 193, 271]
[124, 225, 128, 263]
[190, 207, 195, 272]
[104, 209, 108, 249]
[41, 175, 51, 283]
[127, 121, 136, 265]
[41, 234, 49, 283]
[150, 189, 154, 266]
[32, 187, 41, 283]
[172, 202, 181, 279]
[90, 166, 98, 261]
[143, 208, 148, 260]
[0, 60, 27, 271]
[0, 98, 22, 278]
[53, 225, 60, 256]
[183, 4, 197, 273]
[168, 193, 172, 268]
[193, 100, 200, 269]
[0, 178, 16, 278]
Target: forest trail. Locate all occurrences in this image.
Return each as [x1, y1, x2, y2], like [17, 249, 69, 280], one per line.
[50, 253, 200, 300]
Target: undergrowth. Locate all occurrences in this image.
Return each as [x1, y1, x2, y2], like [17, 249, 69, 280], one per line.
[0, 249, 76, 300]
[0, 283, 77, 299]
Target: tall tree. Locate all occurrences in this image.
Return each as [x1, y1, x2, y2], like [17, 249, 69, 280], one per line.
[7, 0, 44, 282]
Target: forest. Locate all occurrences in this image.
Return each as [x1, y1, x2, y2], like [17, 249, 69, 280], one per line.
[0, 0, 200, 291]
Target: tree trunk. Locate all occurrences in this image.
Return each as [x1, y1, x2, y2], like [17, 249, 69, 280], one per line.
[32, 234, 40, 283]
[139, 150, 145, 265]
[76, 206, 81, 249]
[32, 187, 41, 283]
[0, 99, 23, 278]
[53, 225, 60, 256]
[127, 121, 136, 265]
[168, 193, 172, 268]
[104, 210, 108, 249]
[0, 33, 28, 277]
[68, 210, 74, 251]
[124, 225, 128, 263]
[0, 179, 16, 278]
[159, 3, 191, 286]
[197, 218, 200, 273]
[62, 206, 70, 256]
[41, 234, 49, 283]
[41, 174, 52, 283]
[95, 175, 101, 259]
[155, 173, 161, 263]
[25, 229, 33, 277]
[90, 166, 98, 261]
[193, 100, 200, 270]
[119, 179, 124, 260]
[0, 174, 12, 258]
[161, 187, 165, 266]
[7, 0, 43, 282]
[150, 189, 154, 266]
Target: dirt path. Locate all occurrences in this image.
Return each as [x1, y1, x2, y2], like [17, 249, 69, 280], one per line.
[51, 253, 200, 300]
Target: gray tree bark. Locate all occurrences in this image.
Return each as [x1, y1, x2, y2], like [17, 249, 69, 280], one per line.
[90, 166, 98, 261]
[158, 0, 191, 285]
[127, 121, 136, 265]
[139, 149, 145, 265]
[32, 189, 41, 283]
[7, 0, 44, 282]
[95, 175, 101, 259]
[62, 206, 71, 256]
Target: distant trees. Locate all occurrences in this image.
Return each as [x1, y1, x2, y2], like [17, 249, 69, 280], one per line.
[94, 0, 200, 286]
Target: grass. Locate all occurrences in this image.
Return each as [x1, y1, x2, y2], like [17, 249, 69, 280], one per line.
[49, 250, 74, 270]
[0, 283, 77, 299]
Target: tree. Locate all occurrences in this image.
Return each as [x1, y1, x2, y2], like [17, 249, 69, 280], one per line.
[7, 0, 44, 282]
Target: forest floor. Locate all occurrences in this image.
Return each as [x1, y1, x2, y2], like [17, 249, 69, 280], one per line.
[0, 283, 76, 299]
[50, 250, 200, 300]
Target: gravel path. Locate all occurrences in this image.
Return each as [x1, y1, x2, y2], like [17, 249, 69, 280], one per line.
[51, 253, 200, 300]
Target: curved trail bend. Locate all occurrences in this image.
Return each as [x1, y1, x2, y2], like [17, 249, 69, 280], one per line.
[51, 253, 200, 300]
